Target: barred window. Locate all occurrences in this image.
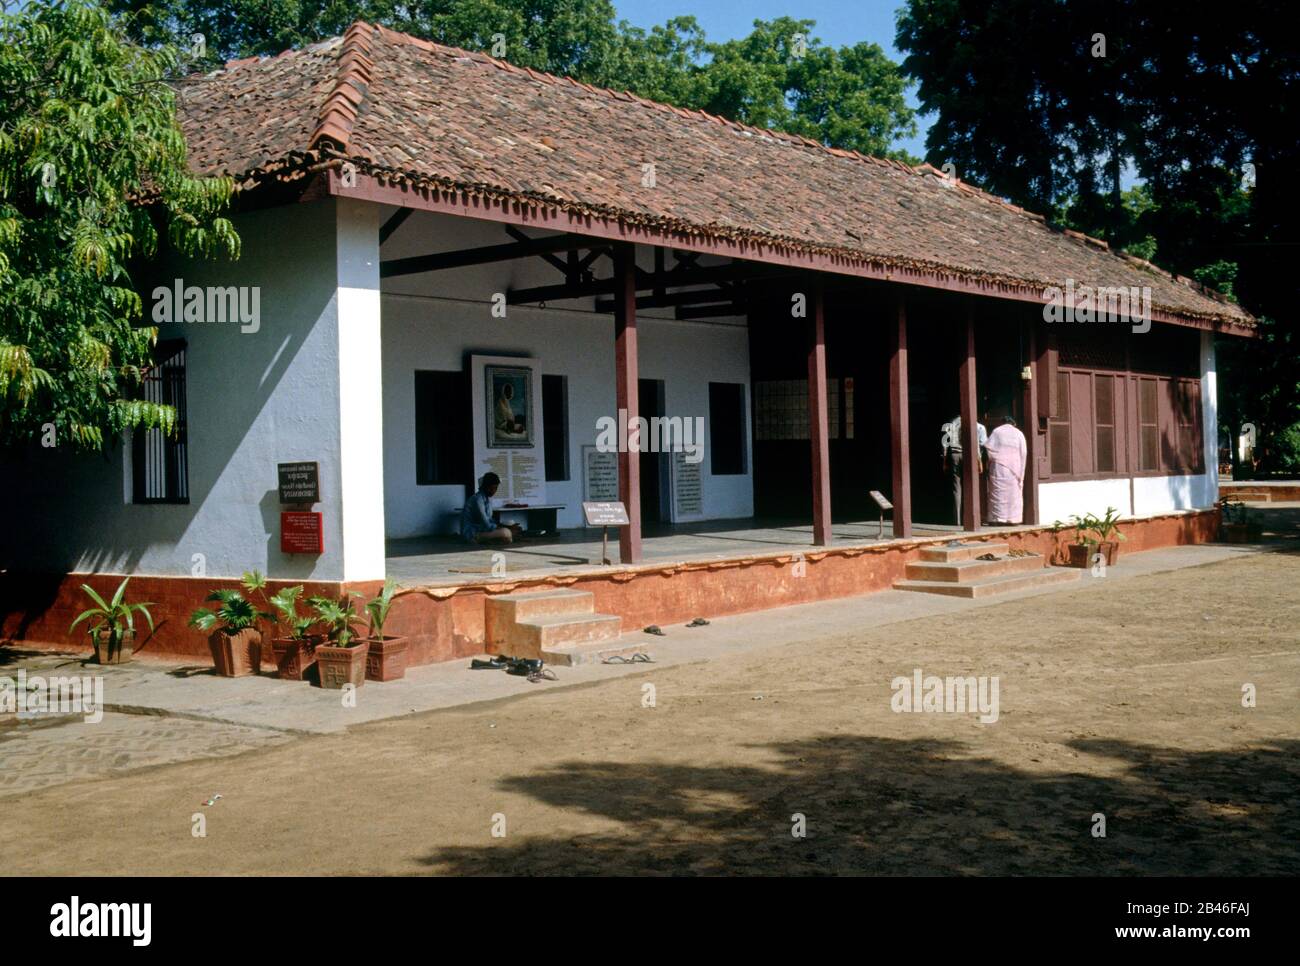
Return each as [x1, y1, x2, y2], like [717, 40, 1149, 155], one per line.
[133, 343, 189, 504]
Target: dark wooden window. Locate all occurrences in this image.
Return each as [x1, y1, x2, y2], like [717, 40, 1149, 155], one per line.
[1049, 370, 1071, 475]
[1137, 377, 1160, 472]
[542, 374, 569, 482]
[415, 370, 471, 487]
[1095, 374, 1116, 474]
[133, 344, 188, 504]
[709, 382, 747, 475]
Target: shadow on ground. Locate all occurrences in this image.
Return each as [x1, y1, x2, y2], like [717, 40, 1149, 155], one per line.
[420, 734, 1300, 875]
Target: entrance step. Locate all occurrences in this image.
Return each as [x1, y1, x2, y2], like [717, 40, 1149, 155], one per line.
[485, 589, 622, 660]
[905, 553, 1045, 583]
[542, 640, 647, 667]
[919, 541, 1010, 563]
[893, 567, 1081, 599]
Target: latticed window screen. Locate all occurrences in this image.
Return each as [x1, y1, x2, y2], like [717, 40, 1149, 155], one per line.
[132, 345, 189, 504]
[753, 379, 849, 441]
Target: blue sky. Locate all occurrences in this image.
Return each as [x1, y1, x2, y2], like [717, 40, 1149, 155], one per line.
[612, 0, 931, 158]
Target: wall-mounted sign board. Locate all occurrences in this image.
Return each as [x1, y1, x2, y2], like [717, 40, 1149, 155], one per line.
[583, 446, 619, 502]
[281, 511, 324, 554]
[583, 501, 630, 527]
[278, 461, 320, 504]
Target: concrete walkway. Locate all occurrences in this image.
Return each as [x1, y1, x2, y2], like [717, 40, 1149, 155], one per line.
[4, 540, 1280, 740]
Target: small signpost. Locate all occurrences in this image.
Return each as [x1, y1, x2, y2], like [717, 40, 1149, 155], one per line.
[583, 501, 630, 565]
[278, 461, 322, 555]
[869, 489, 893, 539]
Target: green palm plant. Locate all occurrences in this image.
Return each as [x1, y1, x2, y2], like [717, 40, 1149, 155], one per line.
[69, 577, 155, 663]
[364, 578, 401, 641]
[267, 585, 317, 640]
[189, 571, 275, 634]
[309, 593, 365, 647]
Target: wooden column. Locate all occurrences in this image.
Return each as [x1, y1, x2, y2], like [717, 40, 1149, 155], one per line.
[807, 280, 833, 546]
[1022, 316, 1041, 525]
[889, 292, 912, 537]
[613, 243, 642, 563]
[959, 303, 981, 531]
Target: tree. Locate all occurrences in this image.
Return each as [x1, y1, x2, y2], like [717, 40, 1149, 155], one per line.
[897, 0, 1299, 473]
[0, 0, 238, 450]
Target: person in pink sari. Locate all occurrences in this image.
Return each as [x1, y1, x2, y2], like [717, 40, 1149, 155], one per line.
[984, 413, 1027, 524]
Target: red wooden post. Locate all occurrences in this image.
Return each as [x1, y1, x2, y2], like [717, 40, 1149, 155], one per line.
[1022, 316, 1040, 525]
[889, 292, 912, 537]
[959, 303, 981, 531]
[808, 280, 833, 546]
[613, 243, 642, 563]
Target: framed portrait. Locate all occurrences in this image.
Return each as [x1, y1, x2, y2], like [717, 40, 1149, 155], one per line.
[485, 364, 534, 448]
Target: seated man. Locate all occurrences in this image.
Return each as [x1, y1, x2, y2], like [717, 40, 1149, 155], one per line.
[460, 472, 520, 544]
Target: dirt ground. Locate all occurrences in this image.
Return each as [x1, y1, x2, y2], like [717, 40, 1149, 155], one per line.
[3, 546, 1298, 876]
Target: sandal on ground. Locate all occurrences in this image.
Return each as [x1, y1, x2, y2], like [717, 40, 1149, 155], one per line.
[975, 552, 999, 561]
[470, 657, 508, 670]
[603, 652, 654, 664]
[686, 618, 710, 627]
[644, 625, 666, 636]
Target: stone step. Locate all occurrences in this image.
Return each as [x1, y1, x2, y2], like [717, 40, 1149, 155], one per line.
[893, 567, 1082, 599]
[485, 589, 595, 652]
[919, 541, 1011, 563]
[905, 553, 1045, 583]
[510, 613, 623, 658]
[542, 640, 649, 667]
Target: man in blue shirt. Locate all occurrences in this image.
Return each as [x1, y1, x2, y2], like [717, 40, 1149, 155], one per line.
[460, 472, 519, 544]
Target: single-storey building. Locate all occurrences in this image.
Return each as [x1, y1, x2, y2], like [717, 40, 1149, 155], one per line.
[1, 23, 1255, 664]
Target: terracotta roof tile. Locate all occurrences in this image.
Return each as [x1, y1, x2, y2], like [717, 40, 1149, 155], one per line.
[176, 22, 1251, 326]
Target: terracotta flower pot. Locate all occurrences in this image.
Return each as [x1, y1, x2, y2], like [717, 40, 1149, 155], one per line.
[315, 641, 370, 689]
[364, 636, 408, 682]
[272, 637, 319, 681]
[1068, 541, 1119, 568]
[208, 628, 262, 677]
[93, 628, 135, 665]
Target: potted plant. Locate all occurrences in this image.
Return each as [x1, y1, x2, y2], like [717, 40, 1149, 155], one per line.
[268, 585, 320, 680]
[363, 578, 408, 682]
[69, 577, 155, 665]
[309, 593, 369, 689]
[1060, 507, 1127, 567]
[188, 572, 271, 676]
[1219, 498, 1250, 543]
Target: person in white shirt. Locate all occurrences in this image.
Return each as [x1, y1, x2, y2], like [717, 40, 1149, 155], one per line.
[942, 415, 987, 526]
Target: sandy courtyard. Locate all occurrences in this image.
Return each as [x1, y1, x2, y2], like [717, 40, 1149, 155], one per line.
[3, 547, 1298, 876]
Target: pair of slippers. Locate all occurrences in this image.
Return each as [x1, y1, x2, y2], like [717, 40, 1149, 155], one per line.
[644, 617, 710, 637]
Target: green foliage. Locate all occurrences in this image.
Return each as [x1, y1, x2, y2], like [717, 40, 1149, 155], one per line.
[70, 576, 156, 657]
[309, 592, 365, 647]
[268, 584, 317, 639]
[364, 577, 400, 640]
[1064, 508, 1127, 548]
[188, 570, 275, 633]
[0, 0, 238, 450]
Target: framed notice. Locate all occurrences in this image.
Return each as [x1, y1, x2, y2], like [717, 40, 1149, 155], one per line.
[280, 511, 324, 554]
[670, 450, 704, 522]
[471, 355, 544, 503]
[277, 461, 319, 504]
[583, 445, 619, 502]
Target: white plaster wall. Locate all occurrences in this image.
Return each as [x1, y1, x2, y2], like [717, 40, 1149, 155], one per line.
[2, 198, 377, 581]
[381, 294, 753, 537]
[1038, 478, 1135, 525]
[1201, 331, 1219, 501]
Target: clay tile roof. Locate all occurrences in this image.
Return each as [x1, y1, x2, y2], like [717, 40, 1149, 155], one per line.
[176, 22, 1252, 328]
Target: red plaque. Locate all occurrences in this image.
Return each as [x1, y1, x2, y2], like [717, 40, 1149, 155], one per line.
[280, 511, 324, 554]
